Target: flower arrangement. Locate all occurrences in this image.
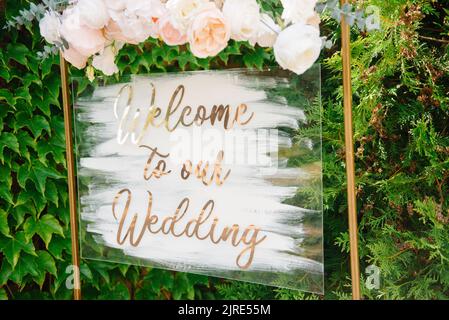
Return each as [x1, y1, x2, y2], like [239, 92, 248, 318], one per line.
[36, 0, 323, 77]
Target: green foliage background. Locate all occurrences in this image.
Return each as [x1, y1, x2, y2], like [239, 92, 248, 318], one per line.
[1, 0, 449, 300]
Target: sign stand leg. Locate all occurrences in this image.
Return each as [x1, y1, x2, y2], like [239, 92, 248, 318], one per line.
[59, 53, 82, 300]
[340, 0, 361, 300]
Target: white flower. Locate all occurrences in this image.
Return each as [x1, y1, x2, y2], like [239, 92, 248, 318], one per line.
[166, 0, 212, 32]
[125, 0, 166, 21]
[92, 45, 119, 75]
[76, 0, 110, 29]
[274, 22, 321, 75]
[60, 8, 106, 57]
[223, 0, 261, 41]
[281, 0, 318, 25]
[39, 11, 61, 44]
[106, 2, 152, 44]
[104, 0, 127, 11]
[126, 0, 167, 38]
[249, 13, 281, 48]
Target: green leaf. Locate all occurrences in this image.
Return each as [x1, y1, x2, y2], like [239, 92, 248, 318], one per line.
[30, 115, 51, 139]
[14, 86, 32, 106]
[1, 232, 36, 268]
[37, 137, 66, 166]
[0, 132, 20, 163]
[32, 251, 57, 288]
[80, 264, 93, 281]
[48, 235, 69, 260]
[0, 261, 13, 286]
[18, 160, 64, 194]
[9, 253, 39, 287]
[0, 183, 13, 205]
[45, 180, 59, 207]
[0, 209, 11, 237]
[12, 203, 35, 227]
[16, 130, 36, 162]
[22, 73, 42, 88]
[7, 43, 30, 67]
[45, 75, 61, 101]
[23, 215, 64, 248]
[0, 69, 10, 82]
[0, 89, 14, 106]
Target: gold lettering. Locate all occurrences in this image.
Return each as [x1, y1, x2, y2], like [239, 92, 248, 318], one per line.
[112, 190, 267, 270]
[113, 84, 255, 144]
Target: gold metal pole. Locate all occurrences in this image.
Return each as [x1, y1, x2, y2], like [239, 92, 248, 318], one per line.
[59, 52, 82, 300]
[340, 0, 361, 300]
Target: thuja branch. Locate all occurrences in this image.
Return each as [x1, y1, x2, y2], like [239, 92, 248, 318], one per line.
[418, 35, 449, 44]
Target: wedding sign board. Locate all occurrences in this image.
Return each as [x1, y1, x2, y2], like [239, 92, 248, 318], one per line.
[73, 67, 323, 293]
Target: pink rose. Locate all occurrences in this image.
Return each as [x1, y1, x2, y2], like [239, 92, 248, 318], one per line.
[60, 9, 106, 57]
[62, 46, 88, 69]
[105, 19, 139, 44]
[187, 7, 230, 58]
[159, 14, 188, 46]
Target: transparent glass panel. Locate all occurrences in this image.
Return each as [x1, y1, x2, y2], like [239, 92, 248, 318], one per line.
[73, 66, 323, 294]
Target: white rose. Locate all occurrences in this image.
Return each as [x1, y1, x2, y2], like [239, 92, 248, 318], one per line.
[126, 0, 167, 38]
[112, 12, 152, 44]
[281, 0, 318, 25]
[104, 0, 127, 11]
[249, 13, 280, 48]
[39, 11, 61, 44]
[223, 0, 261, 41]
[76, 0, 110, 29]
[274, 22, 321, 75]
[92, 45, 119, 75]
[166, 0, 211, 32]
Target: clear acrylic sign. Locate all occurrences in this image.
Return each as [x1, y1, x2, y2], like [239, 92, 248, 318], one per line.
[73, 67, 323, 293]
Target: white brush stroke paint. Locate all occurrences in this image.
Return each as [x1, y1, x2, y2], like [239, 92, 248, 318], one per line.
[75, 70, 323, 285]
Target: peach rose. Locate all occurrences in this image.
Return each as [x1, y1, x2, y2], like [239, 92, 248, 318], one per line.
[105, 19, 139, 44]
[60, 9, 106, 57]
[159, 14, 188, 46]
[187, 7, 230, 58]
[62, 46, 88, 69]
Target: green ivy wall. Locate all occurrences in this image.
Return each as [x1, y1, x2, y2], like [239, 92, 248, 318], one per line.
[0, 0, 448, 300]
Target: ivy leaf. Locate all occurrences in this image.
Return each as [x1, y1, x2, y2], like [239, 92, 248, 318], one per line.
[23, 215, 64, 248]
[45, 180, 59, 207]
[37, 136, 66, 166]
[9, 253, 39, 287]
[45, 75, 61, 101]
[33, 251, 57, 288]
[0, 89, 14, 106]
[7, 43, 30, 67]
[0, 132, 20, 164]
[30, 115, 51, 139]
[48, 235, 69, 260]
[177, 51, 197, 70]
[22, 73, 42, 88]
[16, 130, 36, 162]
[12, 203, 35, 227]
[0, 261, 12, 287]
[40, 55, 56, 79]
[99, 282, 130, 300]
[15, 86, 32, 106]
[0, 68, 10, 82]
[18, 160, 64, 194]
[0, 183, 13, 205]
[0, 259, 12, 286]
[80, 264, 93, 281]
[1, 232, 36, 268]
[0, 209, 11, 237]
